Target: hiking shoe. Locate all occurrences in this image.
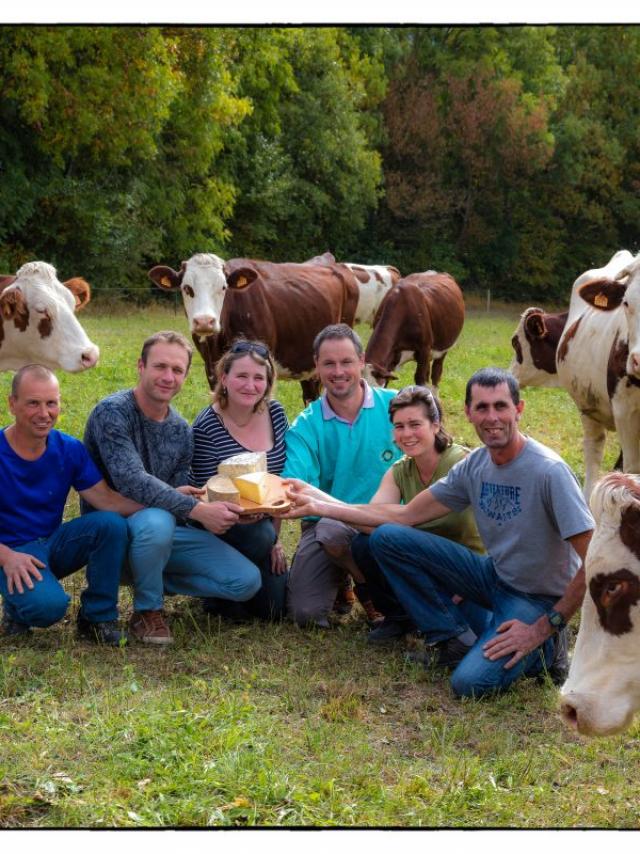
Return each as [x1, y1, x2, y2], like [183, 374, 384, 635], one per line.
[367, 618, 408, 644]
[433, 636, 473, 669]
[129, 610, 173, 646]
[359, 599, 385, 627]
[333, 585, 356, 615]
[1, 615, 32, 638]
[547, 627, 569, 686]
[407, 636, 472, 670]
[76, 613, 128, 646]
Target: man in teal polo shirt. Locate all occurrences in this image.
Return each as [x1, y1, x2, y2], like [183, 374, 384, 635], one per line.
[282, 324, 400, 627]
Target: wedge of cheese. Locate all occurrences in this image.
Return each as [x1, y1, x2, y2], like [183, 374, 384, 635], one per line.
[206, 475, 241, 504]
[218, 451, 266, 479]
[233, 471, 269, 505]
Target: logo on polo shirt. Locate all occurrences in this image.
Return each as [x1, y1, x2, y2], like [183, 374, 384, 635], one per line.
[479, 481, 522, 524]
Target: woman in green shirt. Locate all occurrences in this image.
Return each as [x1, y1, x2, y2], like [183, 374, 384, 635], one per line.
[351, 384, 489, 644]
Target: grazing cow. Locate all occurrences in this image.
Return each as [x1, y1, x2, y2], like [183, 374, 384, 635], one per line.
[561, 473, 640, 736]
[0, 262, 98, 373]
[148, 253, 359, 403]
[556, 250, 640, 498]
[364, 271, 464, 388]
[304, 251, 401, 325]
[510, 307, 568, 388]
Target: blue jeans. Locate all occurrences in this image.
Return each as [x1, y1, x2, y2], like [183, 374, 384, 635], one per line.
[125, 509, 262, 611]
[0, 512, 128, 627]
[369, 524, 557, 698]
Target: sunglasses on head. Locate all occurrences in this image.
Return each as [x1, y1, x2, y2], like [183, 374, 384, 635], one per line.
[230, 341, 269, 358]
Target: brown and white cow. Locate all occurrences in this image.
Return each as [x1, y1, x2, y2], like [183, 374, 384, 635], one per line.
[509, 307, 568, 388]
[561, 473, 640, 736]
[0, 262, 98, 373]
[304, 251, 401, 325]
[148, 253, 359, 403]
[556, 250, 640, 498]
[364, 271, 464, 388]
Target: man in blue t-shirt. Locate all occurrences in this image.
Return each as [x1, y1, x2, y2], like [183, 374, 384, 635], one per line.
[0, 365, 143, 645]
[285, 367, 594, 697]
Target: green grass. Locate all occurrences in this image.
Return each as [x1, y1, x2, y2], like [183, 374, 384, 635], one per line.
[0, 301, 634, 828]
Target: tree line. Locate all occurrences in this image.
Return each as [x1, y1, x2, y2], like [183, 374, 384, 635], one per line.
[1, 24, 639, 302]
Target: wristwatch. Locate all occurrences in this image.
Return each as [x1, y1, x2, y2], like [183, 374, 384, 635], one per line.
[547, 609, 566, 632]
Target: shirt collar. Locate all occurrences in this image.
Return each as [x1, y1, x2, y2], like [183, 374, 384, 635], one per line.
[321, 380, 374, 423]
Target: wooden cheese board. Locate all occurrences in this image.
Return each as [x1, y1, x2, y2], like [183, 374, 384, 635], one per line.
[204, 472, 291, 515]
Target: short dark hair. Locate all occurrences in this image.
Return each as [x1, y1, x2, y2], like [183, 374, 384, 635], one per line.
[11, 364, 57, 398]
[313, 324, 363, 359]
[465, 367, 520, 406]
[388, 385, 452, 453]
[140, 331, 193, 370]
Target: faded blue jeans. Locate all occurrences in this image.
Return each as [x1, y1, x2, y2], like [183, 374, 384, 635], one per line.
[368, 524, 558, 698]
[125, 509, 262, 612]
[0, 512, 128, 627]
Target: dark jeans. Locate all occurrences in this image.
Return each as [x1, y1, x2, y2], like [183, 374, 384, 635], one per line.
[210, 518, 288, 621]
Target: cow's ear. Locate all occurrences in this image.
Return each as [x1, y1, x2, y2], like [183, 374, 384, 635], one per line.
[387, 266, 402, 284]
[64, 277, 91, 311]
[524, 311, 547, 339]
[578, 278, 627, 312]
[148, 265, 183, 291]
[0, 287, 27, 322]
[226, 268, 258, 290]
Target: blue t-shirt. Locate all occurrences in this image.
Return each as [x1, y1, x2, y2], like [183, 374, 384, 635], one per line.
[0, 428, 102, 548]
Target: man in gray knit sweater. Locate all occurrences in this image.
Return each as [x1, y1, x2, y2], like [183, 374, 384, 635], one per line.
[83, 331, 261, 644]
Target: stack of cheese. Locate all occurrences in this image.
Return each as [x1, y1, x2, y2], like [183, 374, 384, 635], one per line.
[206, 451, 270, 505]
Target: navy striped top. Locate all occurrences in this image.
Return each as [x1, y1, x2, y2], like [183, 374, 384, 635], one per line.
[189, 399, 289, 487]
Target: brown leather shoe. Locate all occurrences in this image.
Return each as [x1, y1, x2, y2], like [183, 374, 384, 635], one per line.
[359, 599, 385, 627]
[333, 586, 356, 615]
[129, 610, 173, 646]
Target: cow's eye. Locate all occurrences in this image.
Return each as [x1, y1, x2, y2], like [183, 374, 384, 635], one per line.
[623, 299, 630, 308]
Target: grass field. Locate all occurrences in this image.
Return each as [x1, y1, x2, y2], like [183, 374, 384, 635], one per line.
[0, 300, 634, 829]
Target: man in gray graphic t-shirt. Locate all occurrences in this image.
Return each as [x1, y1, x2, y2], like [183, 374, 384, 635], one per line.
[284, 367, 594, 698]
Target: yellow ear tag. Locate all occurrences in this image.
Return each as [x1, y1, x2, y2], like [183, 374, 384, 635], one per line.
[236, 276, 248, 288]
[161, 276, 172, 288]
[594, 292, 608, 308]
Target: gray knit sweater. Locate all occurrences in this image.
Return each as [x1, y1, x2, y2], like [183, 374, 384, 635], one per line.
[82, 389, 197, 522]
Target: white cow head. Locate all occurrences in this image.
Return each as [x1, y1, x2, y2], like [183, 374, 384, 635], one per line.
[148, 253, 227, 340]
[0, 262, 99, 373]
[578, 255, 640, 379]
[561, 473, 640, 736]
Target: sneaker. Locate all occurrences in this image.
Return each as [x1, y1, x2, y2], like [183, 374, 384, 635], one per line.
[129, 610, 173, 646]
[76, 613, 128, 646]
[547, 627, 569, 686]
[333, 586, 356, 615]
[359, 599, 385, 627]
[367, 618, 408, 644]
[1, 615, 31, 638]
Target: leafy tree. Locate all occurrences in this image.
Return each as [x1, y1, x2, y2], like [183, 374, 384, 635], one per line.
[222, 27, 385, 261]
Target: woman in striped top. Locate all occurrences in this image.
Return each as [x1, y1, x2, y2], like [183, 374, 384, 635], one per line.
[189, 340, 289, 620]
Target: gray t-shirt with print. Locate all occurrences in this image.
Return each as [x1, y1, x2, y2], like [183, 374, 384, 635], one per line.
[429, 437, 594, 598]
